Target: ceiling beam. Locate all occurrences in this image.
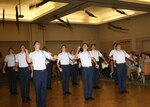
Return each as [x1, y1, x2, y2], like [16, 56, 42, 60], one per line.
[50, 0, 85, 3]
[32, 0, 150, 23]
[88, 0, 150, 12]
[32, 1, 90, 23]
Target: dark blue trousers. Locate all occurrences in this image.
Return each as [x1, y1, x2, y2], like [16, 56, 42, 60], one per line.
[116, 64, 126, 91]
[92, 63, 99, 87]
[6, 67, 17, 94]
[114, 67, 119, 84]
[33, 70, 47, 107]
[18, 67, 30, 100]
[61, 65, 70, 93]
[71, 64, 78, 84]
[46, 63, 52, 88]
[82, 67, 93, 99]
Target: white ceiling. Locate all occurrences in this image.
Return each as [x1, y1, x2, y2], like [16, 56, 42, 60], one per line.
[120, 0, 150, 5]
[0, 0, 67, 21]
[53, 6, 146, 25]
[0, 0, 149, 25]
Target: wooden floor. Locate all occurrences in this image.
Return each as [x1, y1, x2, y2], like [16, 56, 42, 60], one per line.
[0, 79, 150, 107]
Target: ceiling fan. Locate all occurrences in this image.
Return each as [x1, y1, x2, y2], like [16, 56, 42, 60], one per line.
[112, 7, 128, 16]
[29, 0, 51, 9]
[112, 7, 132, 20]
[15, 0, 25, 31]
[16, 5, 19, 31]
[108, 23, 129, 33]
[18, 0, 24, 18]
[84, 10, 98, 18]
[54, 15, 73, 31]
[2, 9, 5, 28]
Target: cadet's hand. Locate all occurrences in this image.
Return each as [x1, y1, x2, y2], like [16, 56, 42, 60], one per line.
[59, 68, 62, 72]
[77, 46, 81, 51]
[70, 61, 74, 65]
[53, 55, 57, 60]
[104, 61, 108, 64]
[95, 64, 99, 69]
[25, 49, 29, 54]
[110, 57, 113, 60]
[2, 69, 6, 74]
[31, 72, 33, 78]
[13, 66, 18, 72]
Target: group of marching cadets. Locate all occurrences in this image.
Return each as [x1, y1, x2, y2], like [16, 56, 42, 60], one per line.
[2, 41, 57, 107]
[2, 41, 138, 107]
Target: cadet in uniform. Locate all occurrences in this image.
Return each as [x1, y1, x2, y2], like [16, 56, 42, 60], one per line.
[57, 45, 72, 95]
[76, 43, 99, 100]
[109, 43, 118, 84]
[2, 48, 17, 95]
[90, 44, 107, 89]
[70, 50, 78, 85]
[42, 46, 53, 90]
[25, 41, 57, 107]
[113, 43, 137, 93]
[16, 44, 31, 102]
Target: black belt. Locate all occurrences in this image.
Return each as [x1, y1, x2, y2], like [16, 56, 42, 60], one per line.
[117, 63, 125, 65]
[61, 65, 70, 66]
[7, 66, 14, 68]
[19, 67, 28, 69]
[82, 66, 92, 68]
[34, 69, 46, 72]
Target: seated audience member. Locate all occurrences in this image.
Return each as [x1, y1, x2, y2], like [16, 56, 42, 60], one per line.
[138, 52, 146, 79]
[145, 54, 150, 62]
[126, 52, 138, 80]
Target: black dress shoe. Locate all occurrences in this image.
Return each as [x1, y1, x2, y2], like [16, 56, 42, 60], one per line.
[47, 87, 52, 90]
[66, 92, 71, 95]
[63, 92, 71, 95]
[63, 92, 67, 95]
[89, 97, 95, 100]
[72, 83, 78, 85]
[85, 98, 90, 101]
[94, 86, 100, 89]
[120, 91, 124, 94]
[22, 99, 26, 102]
[26, 98, 31, 101]
[11, 92, 18, 95]
[123, 90, 128, 93]
[120, 90, 128, 94]
[14, 92, 18, 94]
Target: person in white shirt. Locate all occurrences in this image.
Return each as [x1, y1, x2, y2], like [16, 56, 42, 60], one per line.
[75, 43, 99, 101]
[70, 50, 78, 85]
[16, 44, 31, 102]
[42, 46, 53, 90]
[2, 48, 17, 95]
[109, 43, 118, 84]
[113, 43, 137, 93]
[90, 44, 107, 89]
[25, 41, 57, 107]
[57, 44, 72, 95]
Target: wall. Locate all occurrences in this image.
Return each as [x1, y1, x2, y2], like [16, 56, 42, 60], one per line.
[0, 13, 150, 66]
[97, 13, 150, 54]
[0, 23, 31, 66]
[45, 24, 99, 54]
[0, 23, 99, 66]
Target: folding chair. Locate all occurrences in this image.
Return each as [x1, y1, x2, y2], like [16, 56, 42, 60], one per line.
[142, 62, 150, 83]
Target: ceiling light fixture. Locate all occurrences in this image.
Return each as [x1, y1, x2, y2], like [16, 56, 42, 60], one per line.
[138, 0, 150, 2]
